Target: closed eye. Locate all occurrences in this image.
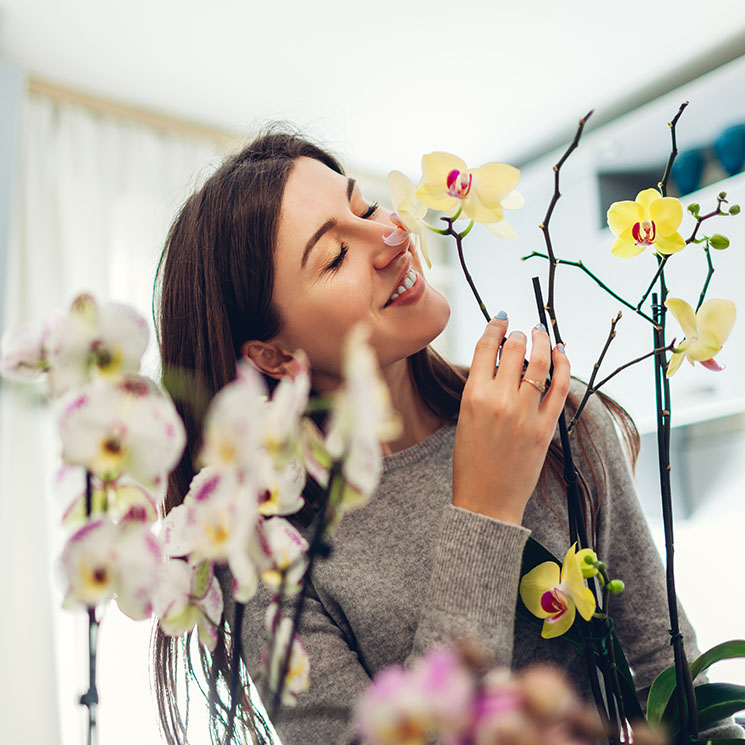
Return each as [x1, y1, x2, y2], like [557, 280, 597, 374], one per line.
[324, 242, 349, 272]
[360, 201, 378, 219]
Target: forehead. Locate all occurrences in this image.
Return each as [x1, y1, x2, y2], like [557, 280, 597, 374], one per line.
[278, 157, 348, 243]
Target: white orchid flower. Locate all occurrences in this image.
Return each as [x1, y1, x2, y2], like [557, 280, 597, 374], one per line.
[57, 375, 185, 487]
[387, 170, 432, 268]
[46, 294, 148, 397]
[153, 559, 223, 650]
[250, 517, 308, 596]
[60, 517, 162, 620]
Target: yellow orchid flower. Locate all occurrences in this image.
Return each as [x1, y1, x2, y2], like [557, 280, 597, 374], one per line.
[519, 544, 596, 639]
[664, 297, 736, 377]
[415, 152, 524, 237]
[607, 188, 685, 258]
[386, 170, 432, 268]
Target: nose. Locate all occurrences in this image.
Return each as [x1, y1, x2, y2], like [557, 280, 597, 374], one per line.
[356, 215, 408, 270]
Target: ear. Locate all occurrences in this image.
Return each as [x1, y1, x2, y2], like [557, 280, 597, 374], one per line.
[241, 340, 296, 380]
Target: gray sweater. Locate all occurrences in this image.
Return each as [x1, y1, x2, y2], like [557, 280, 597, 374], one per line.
[237, 389, 703, 745]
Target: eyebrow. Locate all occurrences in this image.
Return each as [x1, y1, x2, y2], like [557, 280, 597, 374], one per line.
[300, 177, 357, 268]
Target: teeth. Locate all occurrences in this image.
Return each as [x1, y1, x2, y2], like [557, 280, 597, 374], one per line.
[388, 269, 418, 303]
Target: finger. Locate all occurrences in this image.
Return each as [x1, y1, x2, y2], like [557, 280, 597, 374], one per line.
[494, 330, 527, 390]
[540, 344, 571, 418]
[519, 324, 552, 400]
[470, 316, 508, 380]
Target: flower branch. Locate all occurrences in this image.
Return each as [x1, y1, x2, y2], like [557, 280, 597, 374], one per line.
[696, 241, 715, 312]
[658, 102, 689, 198]
[538, 109, 594, 344]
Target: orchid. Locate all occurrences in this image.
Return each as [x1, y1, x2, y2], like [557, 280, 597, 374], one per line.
[250, 516, 308, 597]
[386, 170, 432, 268]
[519, 544, 596, 639]
[664, 297, 736, 376]
[264, 605, 311, 706]
[154, 559, 223, 650]
[57, 374, 185, 487]
[62, 477, 159, 526]
[607, 188, 685, 258]
[325, 325, 401, 520]
[0, 320, 52, 382]
[415, 152, 524, 238]
[60, 516, 162, 620]
[45, 293, 149, 397]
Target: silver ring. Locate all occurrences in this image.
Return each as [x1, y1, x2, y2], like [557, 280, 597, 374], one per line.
[521, 377, 547, 393]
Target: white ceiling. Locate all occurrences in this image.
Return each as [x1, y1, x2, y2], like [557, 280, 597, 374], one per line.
[3, 0, 745, 178]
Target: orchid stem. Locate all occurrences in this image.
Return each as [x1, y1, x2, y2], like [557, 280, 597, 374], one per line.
[539, 109, 594, 344]
[695, 242, 715, 312]
[270, 461, 341, 720]
[636, 255, 670, 311]
[658, 102, 688, 197]
[444, 219, 490, 322]
[225, 602, 245, 744]
[522, 252, 659, 328]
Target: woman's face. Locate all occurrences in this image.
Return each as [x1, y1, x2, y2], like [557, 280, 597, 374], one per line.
[268, 156, 450, 388]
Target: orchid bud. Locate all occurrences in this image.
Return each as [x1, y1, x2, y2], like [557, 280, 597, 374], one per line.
[608, 579, 625, 595]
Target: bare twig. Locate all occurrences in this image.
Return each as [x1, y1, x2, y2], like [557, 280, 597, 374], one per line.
[538, 110, 594, 344]
[442, 219, 490, 321]
[658, 102, 689, 197]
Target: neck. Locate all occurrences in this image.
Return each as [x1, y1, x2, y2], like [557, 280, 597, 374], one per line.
[380, 357, 443, 455]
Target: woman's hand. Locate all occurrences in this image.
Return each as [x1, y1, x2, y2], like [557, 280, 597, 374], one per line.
[452, 315, 570, 525]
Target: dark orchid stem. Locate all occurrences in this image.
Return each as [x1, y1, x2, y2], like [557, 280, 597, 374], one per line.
[80, 469, 99, 745]
[522, 252, 659, 328]
[538, 109, 594, 344]
[658, 102, 689, 197]
[696, 242, 715, 312]
[567, 340, 676, 434]
[636, 255, 670, 311]
[443, 219, 490, 322]
[533, 278, 616, 740]
[225, 601, 245, 744]
[566, 312, 622, 433]
[686, 198, 725, 245]
[270, 461, 341, 720]
[652, 295, 698, 745]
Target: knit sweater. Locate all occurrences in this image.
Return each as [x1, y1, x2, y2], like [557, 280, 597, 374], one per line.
[237, 388, 703, 745]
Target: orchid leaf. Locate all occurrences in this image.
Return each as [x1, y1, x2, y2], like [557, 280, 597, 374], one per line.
[667, 683, 745, 737]
[691, 641, 745, 680]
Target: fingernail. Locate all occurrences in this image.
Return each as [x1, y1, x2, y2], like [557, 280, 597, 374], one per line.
[557, 343, 566, 354]
[509, 330, 526, 342]
[534, 323, 547, 332]
[493, 310, 508, 320]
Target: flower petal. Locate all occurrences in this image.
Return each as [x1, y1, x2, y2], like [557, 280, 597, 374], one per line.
[686, 329, 723, 361]
[611, 230, 645, 258]
[665, 298, 698, 338]
[463, 194, 504, 224]
[501, 190, 525, 211]
[654, 232, 685, 255]
[607, 201, 643, 237]
[542, 603, 576, 639]
[665, 351, 686, 377]
[697, 299, 736, 346]
[519, 561, 560, 618]
[471, 163, 521, 206]
[699, 357, 725, 372]
[649, 197, 683, 235]
[485, 218, 516, 239]
[636, 188, 662, 215]
[387, 170, 417, 213]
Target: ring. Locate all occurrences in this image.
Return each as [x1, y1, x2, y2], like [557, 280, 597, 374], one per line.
[521, 377, 547, 393]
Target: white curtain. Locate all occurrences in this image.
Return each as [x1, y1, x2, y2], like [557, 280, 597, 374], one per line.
[0, 94, 228, 745]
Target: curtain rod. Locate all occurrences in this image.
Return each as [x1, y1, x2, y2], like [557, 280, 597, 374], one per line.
[27, 76, 245, 148]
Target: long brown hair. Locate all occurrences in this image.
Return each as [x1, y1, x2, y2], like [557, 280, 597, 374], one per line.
[152, 129, 640, 744]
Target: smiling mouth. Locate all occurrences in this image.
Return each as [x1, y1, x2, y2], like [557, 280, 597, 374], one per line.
[384, 268, 418, 307]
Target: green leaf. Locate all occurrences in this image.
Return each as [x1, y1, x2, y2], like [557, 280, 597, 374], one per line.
[691, 641, 745, 680]
[697, 739, 745, 744]
[668, 683, 745, 736]
[709, 234, 730, 250]
[647, 666, 679, 726]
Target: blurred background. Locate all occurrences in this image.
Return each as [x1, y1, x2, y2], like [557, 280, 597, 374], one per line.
[2, 2, 745, 743]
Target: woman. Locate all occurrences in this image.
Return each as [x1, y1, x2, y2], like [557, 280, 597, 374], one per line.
[154, 131, 700, 745]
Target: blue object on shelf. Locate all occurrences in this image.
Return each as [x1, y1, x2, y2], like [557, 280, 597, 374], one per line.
[714, 123, 745, 176]
[671, 147, 706, 195]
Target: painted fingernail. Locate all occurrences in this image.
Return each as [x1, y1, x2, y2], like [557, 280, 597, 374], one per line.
[493, 310, 508, 320]
[557, 343, 566, 354]
[534, 323, 547, 332]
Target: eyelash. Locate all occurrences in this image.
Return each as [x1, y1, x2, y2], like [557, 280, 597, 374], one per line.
[323, 202, 379, 272]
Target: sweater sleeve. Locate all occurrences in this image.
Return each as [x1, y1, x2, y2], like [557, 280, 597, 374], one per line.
[236, 508, 530, 745]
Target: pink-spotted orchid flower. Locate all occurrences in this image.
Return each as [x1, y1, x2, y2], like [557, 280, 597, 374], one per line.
[60, 516, 162, 620]
[57, 374, 185, 488]
[664, 298, 736, 377]
[607, 188, 685, 258]
[519, 544, 596, 639]
[153, 559, 223, 651]
[415, 152, 524, 238]
[386, 170, 432, 268]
